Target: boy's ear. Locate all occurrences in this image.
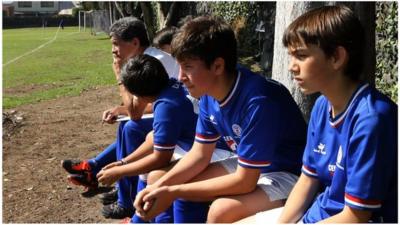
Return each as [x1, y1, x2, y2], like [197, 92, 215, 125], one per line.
[212, 57, 225, 76]
[332, 46, 348, 71]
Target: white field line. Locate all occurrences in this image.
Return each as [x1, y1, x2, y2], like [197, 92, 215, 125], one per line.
[2, 27, 79, 67]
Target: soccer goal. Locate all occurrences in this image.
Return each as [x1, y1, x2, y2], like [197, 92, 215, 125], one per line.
[78, 10, 111, 35]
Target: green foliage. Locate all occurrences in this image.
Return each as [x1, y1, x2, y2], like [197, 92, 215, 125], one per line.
[376, 2, 398, 102]
[3, 27, 113, 109]
[210, 2, 260, 56]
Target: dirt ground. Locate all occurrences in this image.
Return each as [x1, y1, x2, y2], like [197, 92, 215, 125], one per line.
[3, 86, 126, 223]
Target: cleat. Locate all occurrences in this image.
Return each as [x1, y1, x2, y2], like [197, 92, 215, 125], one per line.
[67, 173, 98, 190]
[61, 159, 92, 175]
[99, 187, 118, 205]
[102, 203, 134, 219]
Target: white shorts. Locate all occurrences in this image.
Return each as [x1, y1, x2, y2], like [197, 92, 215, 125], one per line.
[139, 147, 234, 181]
[217, 156, 298, 201]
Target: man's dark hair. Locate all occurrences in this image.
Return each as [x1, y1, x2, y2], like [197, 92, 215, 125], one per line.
[153, 26, 178, 49]
[171, 16, 237, 74]
[109, 17, 150, 47]
[283, 5, 365, 81]
[120, 55, 169, 97]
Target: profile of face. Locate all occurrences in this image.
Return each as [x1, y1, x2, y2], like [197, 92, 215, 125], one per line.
[288, 44, 337, 95]
[111, 36, 140, 63]
[178, 58, 217, 99]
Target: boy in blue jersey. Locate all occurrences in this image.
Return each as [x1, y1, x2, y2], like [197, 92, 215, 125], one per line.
[249, 5, 397, 223]
[95, 54, 199, 222]
[133, 16, 307, 223]
[61, 17, 180, 219]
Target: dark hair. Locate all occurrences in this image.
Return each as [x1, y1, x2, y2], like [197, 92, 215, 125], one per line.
[120, 55, 169, 97]
[153, 26, 178, 48]
[171, 16, 237, 74]
[177, 15, 193, 28]
[283, 5, 365, 81]
[109, 17, 150, 47]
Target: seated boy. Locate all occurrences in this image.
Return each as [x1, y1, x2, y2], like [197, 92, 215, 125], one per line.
[243, 5, 397, 223]
[61, 17, 180, 218]
[133, 16, 307, 223]
[152, 26, 178, 54]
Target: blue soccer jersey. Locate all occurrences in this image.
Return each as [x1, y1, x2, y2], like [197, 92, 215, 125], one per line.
[195, 66, 306, 174]
[152, 78, 197, 152]
[302, 84, 398, 223]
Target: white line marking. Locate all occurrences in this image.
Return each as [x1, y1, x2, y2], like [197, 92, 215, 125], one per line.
[3, 26, 69, 67]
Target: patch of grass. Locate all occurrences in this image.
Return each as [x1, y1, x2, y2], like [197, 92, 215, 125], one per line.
[3, 27, 114, 109]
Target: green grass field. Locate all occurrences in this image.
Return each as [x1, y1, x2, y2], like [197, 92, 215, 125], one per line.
[3, 26, 114, 109]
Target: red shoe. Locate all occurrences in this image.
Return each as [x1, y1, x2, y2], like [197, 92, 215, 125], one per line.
[67, 173, 98, 190]
[61, 159, 92, 175]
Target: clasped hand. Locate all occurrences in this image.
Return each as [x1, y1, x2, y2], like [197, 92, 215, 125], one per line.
[134, 185, 176, 221]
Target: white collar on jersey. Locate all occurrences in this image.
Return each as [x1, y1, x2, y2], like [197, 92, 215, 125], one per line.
[220, 71, 241, 107]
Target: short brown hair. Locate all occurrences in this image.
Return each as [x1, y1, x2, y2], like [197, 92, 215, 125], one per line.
[283, 5, 365, 81]
[171, 16, 237, 74]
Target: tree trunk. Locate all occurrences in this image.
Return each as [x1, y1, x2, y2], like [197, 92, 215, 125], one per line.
[272, 2, 322, 121]
[164, 2, 178, 27]
[271, 2, 375, 121]
[114, 2, 125, 18]
[140, 2, 155, 41]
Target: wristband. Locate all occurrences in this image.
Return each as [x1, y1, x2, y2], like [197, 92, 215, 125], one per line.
[120, 159, 127, 165]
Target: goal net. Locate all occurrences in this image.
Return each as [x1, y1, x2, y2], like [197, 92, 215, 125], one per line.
[79, 10, 111, 35]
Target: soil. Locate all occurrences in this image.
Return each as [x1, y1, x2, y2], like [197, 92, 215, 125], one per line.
[3, 86, 126, 223]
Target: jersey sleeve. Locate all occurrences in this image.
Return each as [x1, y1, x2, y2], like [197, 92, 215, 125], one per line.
[152, 101, 181, 151]
[194, 97, 220, 144]
[236, 97, 279, 169]
[344, 113, 396, 211]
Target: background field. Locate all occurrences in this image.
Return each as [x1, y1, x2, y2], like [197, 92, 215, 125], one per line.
[3, 27, 114, 109]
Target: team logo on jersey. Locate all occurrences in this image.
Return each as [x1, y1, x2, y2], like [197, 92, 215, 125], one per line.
[313, 143, 326, 155]
[232, 124, 242, 137]
[209, 115, 218, 125]
[336, 145, 344, 170]
[223, 136, 237, 151]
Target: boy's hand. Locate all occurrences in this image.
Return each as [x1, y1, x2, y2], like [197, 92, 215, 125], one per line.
[134, 185, 157, 217]
[102, 107, 119, 124]
[102, 161, 122, 170]
[134, 185, 177, 221]
[96, 166, 122, 186]
[127, 96, 146, 120]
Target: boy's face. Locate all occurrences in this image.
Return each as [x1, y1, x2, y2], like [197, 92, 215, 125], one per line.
[111, 36, 139, 63]
[178, 58, 216, 98]
[288, 44, 336, 95]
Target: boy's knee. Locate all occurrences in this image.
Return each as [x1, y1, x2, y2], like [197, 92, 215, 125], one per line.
[147, 169, 166, 185]
[207, 199, 235, 223]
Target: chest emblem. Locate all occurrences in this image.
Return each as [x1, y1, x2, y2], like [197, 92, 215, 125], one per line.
[313, 143, 326, 155]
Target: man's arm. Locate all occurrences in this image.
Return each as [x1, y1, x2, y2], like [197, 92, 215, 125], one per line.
[277, 173, 320, 223]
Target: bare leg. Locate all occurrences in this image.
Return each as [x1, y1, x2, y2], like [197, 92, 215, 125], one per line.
[207, 187, 284, 223]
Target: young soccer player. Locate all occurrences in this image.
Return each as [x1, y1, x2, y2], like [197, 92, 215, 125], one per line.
[133, 16, 307, 223]
[243, 5, 398, 223]
[152, 26, 178, 54]
[61, 17, 180, 219]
